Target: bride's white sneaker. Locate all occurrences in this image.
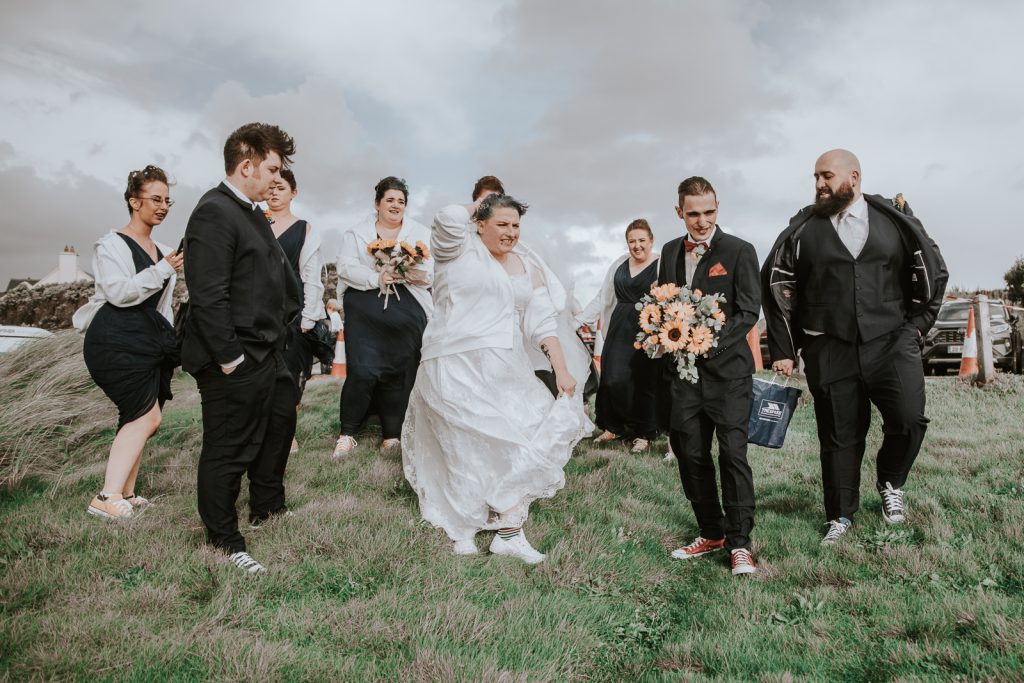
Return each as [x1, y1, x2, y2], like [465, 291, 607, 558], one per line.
[489, 531, 545, 564]
[453, 538, 478, 555]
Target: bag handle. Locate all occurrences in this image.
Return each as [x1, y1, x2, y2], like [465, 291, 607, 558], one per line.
[768, 372, 791, 388]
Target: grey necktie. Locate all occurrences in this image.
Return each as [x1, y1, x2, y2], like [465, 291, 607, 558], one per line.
[836, 210, 859, 257]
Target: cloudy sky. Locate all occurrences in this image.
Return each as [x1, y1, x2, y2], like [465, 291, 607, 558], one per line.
[1, 0, 1021, 303]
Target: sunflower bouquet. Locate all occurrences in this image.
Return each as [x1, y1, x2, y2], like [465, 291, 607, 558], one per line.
[633, 282, 727, 383]
[367, 239, 431, 308]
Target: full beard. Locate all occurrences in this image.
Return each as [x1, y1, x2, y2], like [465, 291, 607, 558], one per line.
[812, 181, 856, 217]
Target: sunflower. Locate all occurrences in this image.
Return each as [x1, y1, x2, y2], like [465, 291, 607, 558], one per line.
[659, 319, 688, 352]
[687, 325, 714, 355]
[399, 241, 416, 256]
[650, 283, 681, 302]
[639, 304, 662, 332]
[415, 240, 431, 260]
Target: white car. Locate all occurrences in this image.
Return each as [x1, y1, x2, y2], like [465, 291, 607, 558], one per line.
[0, 325, 53, 353]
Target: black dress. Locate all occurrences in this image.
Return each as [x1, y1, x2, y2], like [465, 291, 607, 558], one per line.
[595, 259, 660, 439]
[83, 233, 177, 430]
[276, 220, 313, 397]
[339, 268, 427, 440]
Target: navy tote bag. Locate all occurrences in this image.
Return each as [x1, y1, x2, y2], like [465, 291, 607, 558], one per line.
[747, 375, 802, 449]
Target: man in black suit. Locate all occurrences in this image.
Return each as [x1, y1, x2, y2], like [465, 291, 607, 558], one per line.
[659, 176, 761, 576]
[762, 149, 947, 545]
[182, 122, 300, 574]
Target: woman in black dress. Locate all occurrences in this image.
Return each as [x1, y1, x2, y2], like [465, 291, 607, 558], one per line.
[577, 219, 660, 452]
[266, 169, 324, 453]
[72, 165, 183, 519]
[333, 177, 433, 458]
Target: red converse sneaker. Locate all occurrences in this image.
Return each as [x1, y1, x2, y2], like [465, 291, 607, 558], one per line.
[670, 536, 725, 560]
[730, 548, 757, 576]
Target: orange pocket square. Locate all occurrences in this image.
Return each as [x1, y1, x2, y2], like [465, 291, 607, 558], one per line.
[709, 262, 728, 277]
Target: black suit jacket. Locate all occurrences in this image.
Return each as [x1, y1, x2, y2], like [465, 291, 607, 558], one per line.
[180, 183, 300, 374]
[657, 228, 761, 381]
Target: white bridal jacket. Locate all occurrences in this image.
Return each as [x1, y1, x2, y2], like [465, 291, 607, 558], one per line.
[72, 231, 177, 332]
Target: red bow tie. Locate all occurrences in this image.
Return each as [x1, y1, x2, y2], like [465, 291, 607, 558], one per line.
[684, 240, 709, 252]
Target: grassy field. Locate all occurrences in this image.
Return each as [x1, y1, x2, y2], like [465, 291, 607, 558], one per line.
[2, 338, 1023, 681]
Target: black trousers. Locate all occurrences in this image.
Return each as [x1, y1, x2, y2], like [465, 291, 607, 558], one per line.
[802, 323, 928, 522]
[195, 352, 297, 554]
[669, 375, 755, 551]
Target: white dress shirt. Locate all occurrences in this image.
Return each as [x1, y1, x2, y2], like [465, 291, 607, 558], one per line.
[685, 225, 717, 286]
[832, 193, 869, 258]
[223, 178, 258, 209]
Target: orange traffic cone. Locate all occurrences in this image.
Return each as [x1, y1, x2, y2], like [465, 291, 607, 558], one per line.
[958, 306, 978, 377]
[331, 329, 347, 379]
[748, 325, 764, 371]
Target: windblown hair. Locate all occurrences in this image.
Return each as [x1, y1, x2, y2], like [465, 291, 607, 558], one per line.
[472, 175, 505, 201]
[279, 168, 297, 192]
[374, 176, 409, 203]
[123, 165, 171, 215]
[223, 122, 296, 175]
[625, 218, 653, 240]
[677, 176, 717, 202]
[475, 193, 528, 221]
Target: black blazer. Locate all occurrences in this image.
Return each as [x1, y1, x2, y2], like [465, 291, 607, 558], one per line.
[180, 183, 300, 374]
[658, 228, 761, 381]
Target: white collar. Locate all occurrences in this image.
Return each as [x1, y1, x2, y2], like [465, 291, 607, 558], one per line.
[834, 193, 867, 221]
[223, 178, 258, 209]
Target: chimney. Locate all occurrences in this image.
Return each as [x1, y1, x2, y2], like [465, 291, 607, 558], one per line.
[58, 248, 79, 283]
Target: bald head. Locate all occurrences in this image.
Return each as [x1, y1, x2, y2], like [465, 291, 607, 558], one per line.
[813, 149, 862, 215]
[817, 149, 861, 175]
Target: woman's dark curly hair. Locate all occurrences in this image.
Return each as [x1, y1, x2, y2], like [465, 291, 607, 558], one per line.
[124, 165, 172, 215]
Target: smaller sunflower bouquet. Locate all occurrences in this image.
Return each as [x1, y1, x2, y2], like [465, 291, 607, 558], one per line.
[367, 239, 431, 309]
[633, 282, 727, 383]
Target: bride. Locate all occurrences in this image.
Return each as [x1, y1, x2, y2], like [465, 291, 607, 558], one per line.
[401, 194, 592, 564]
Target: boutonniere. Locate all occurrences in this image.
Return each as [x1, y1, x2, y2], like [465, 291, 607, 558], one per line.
[890, 193, 908, 214]
[694, 243, 709, 259]
[263, 210, 274, 224]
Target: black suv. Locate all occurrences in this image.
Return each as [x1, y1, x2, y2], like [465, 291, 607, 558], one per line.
[922, 299, 1022, 374]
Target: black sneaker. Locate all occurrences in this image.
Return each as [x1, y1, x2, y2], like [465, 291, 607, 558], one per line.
[821, 518, 852, 545]
[878, 482, 906, 524]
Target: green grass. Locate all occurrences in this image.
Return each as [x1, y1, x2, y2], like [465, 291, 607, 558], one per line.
[2, 365, 1023, 681]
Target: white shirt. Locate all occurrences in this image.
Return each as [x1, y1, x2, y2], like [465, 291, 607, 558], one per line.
[831, 193, 869, 258]
[685, 225, 717, 286]
[222, 178, 258, 209]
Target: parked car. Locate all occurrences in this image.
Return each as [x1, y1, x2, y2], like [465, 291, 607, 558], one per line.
[922, 299, 1021, 374]
[0, 325, 53, 353]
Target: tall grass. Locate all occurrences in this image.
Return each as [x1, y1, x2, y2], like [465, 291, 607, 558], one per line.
[1, 373, 1022, 680]
[0, 331, 114, 487]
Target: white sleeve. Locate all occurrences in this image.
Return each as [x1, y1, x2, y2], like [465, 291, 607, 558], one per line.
[93, 239, 175, 308]
[431, 204, 471, 263]
[576, 290, 604, 328]
[336, 230, 378, 295]
[298, 226, 325, 329]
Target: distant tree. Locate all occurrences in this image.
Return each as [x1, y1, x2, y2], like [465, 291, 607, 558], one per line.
[1006, 257, 1024, 303]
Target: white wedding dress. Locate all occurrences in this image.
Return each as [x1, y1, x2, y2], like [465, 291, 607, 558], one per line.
[402, 269, 593, 541]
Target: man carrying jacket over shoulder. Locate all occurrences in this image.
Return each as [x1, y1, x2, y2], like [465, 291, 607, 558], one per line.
[761, 149, 947, 545]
